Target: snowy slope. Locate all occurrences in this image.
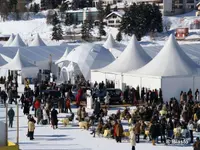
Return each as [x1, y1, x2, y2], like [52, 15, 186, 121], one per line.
[0, 104, 194, 150]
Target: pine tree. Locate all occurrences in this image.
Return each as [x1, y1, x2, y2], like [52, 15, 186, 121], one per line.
[97, 0, 105, 40]
[65, 13, 73, 26]
[29, 4, 33, 12]
[40, 0, 46, 10]
[113, 6, 118, 11]
[52, 20, 63, 41]
[104, 4, 111, 16]
[52, 12, 60, 26]
[81, 20, 90, 41]
[33, 3, 40, 13]
[57, 23, 63, 40]
[116, 31, 122, 41]
[9, 0, 18, 12]
[87, 11, 93, 30]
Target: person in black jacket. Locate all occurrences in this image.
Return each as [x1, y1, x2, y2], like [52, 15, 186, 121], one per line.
[160, 118, 167, 144]
[150, 122, 157, 146]
[51, 108, 58, 129]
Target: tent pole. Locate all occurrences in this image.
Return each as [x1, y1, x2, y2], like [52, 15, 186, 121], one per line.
[16, 103, 19, 145]
[5, 104, 8, 146]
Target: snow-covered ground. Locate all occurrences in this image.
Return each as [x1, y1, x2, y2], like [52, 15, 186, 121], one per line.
[0, 104, 193, 150]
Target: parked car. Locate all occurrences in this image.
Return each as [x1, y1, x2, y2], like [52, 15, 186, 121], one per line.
[95, 88, 123, 104]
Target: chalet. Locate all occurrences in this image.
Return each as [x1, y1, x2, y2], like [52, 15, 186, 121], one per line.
[104, 11, 124, 27]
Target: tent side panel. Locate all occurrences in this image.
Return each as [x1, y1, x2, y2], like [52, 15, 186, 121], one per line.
[122, 75, 140, 88]
[162, 77, 193, 102]
[141, 77, 161, 90]
[91, 71, 106, 84]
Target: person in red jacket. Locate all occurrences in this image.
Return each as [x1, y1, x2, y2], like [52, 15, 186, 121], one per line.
[34, 99, 40, 117]
[76, 88, 82, 108]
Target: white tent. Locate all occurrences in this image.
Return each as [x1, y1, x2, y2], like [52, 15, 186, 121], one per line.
[123, 35, 200, 101]
[3, 34, 15, 47]
[0, 54, 12, 62]
[0, 50, 39, 81]
[55, 48, 71, 67]
[29, 34, 46, 46]
[103, 34, 125, 58]
[9, 34, 26, 47]
[65, 43, 115, 80]
[91, 35, 151, 88]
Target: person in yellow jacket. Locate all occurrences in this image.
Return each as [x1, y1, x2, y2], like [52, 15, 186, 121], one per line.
[28, 118, 35, 140]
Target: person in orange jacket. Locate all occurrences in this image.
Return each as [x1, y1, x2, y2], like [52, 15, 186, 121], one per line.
[34, 99, 41, 117]
[66, 98, 72, 113]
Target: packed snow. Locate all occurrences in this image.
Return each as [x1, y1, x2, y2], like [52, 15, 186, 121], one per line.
[0, 104, 193, 150]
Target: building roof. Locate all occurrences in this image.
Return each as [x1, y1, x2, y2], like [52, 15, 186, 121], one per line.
[128, 34, 200, 77]
[99, 35, 151, 73]
[105, 11, 125, 19]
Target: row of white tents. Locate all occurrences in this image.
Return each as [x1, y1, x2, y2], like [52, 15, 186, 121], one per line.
[1, 32, 200, 101]
[4, 33, 47, 47]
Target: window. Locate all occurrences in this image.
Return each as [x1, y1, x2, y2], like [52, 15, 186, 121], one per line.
[108, 20, 114, 23]
[116, 20, 120, 23]
[112, 15, 117, 18]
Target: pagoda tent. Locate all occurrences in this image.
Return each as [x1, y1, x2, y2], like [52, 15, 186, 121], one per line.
[9, 34, 26, 47]
[103, 34, 125, 58]
[123, 35, 200, 101]
[0, 50, 39, 83]
[3, 34, 15, 47]
[29, 34, 47, 46]
[63, 43, 115, 81]
[55, 48, 72, 67]
[91, 35, 151, 89]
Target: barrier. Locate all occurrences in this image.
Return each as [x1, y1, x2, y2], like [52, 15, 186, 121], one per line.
[0, 141, 19, 150]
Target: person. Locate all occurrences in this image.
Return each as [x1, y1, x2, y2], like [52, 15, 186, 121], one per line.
[36, 107, 42, 124]
[7, 107, 15, 128]
[130, 128, 136, 150]
[193, 137, 200, 150]
[150, 121, 157, 146]
[105, 91, 110, 109]
[115, 120, 124, 143]
[188, 120, 194, 143]
[134, 121, 141, 143]
[51, 108, 58, 129]
[42, 107, 48, 124]
[34, 99, 41, 117]
[28, 116, 35, 140]
[94, 98, 101, 118]
[66, 97, 72, 113]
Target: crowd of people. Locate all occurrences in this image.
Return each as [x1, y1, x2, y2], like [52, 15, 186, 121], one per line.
[2, 77, 200, 150]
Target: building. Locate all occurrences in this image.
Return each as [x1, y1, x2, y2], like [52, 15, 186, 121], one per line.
[104, 11, 124, 27]
[93, 0, 197, 16]
[66, 7, 98, 24]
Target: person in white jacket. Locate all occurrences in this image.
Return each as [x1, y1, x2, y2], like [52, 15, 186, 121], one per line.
[43, 108, 49, 124]
[104, 91, 110, 109]
[130, 128, 136, 150]
[188, 120, 194, 143]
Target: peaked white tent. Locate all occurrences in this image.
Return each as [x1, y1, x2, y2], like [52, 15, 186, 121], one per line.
[29, 34, 46, 46]
[9, 34, 26, 47]
[3, 34, 15, 47]
[55, 48, 71, 67]
[103, 34, 125, 58]
[63, 43, 115, 80]
[91, 35, 152, 88]
[123, 34, 200, 101]
[0, 54, 12, 62]
[0, 50, 39, 82]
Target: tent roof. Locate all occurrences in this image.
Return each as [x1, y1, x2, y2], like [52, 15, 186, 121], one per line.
[0, 54, 8, 66]
[9, 34, 26, 47]
[29, 34, 46, 46]
[66, 43, 115, 80]
[3, 34, 15, 47]
[1, 50, 37, 70]
[99, 35, 151, 73]
[128, 35, 200, 77]
[55, 48, 71, 64]
[103, 34, 122, 49]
